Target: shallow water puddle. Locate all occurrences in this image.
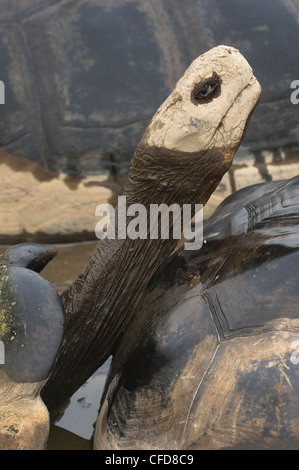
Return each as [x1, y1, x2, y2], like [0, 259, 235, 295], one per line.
[47, 357, 111, 450]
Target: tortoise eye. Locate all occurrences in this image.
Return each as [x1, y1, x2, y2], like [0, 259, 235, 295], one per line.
[198, 83, 216, 98]
[191, 72, 221, 104]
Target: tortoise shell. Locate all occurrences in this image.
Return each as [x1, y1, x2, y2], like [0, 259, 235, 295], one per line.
[0, 243, 64, 382]
[0, 0, 299, 183]
[94, 175, 299, 450]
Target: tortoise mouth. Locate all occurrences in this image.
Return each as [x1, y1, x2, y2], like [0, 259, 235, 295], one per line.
[235, 75, 262, 142]
[213, 74, 261, 147]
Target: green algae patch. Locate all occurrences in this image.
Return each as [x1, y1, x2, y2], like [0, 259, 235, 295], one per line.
[0, 265, 16, 340]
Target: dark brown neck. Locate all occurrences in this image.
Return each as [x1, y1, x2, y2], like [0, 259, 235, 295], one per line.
[42, 145, 231, 410]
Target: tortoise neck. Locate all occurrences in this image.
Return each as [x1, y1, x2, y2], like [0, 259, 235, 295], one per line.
[42, 145, 231, 410]
[124, 146, 231, 207]
[43, 233, 179, 409]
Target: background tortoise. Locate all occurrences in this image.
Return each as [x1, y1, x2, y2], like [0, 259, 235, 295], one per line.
[0, 243, 64, 449]
[1, 0, 299, 241]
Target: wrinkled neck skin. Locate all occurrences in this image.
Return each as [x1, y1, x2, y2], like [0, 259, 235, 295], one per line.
[42, 143, 237, 410]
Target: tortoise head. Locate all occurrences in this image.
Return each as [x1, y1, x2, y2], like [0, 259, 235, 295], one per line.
[142, 45, 261, 154]
[134, 45, 261, 205]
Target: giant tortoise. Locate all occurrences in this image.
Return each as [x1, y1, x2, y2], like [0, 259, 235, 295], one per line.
[2, 41, 297, 450]
[0, 244, 64, 449]
[40, 44, 299, 450]
[1, 0, 299, 190]
[42, 44, 262, 416]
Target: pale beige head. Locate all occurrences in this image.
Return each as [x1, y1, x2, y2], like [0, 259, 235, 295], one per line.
[141, 45, 261, 153]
